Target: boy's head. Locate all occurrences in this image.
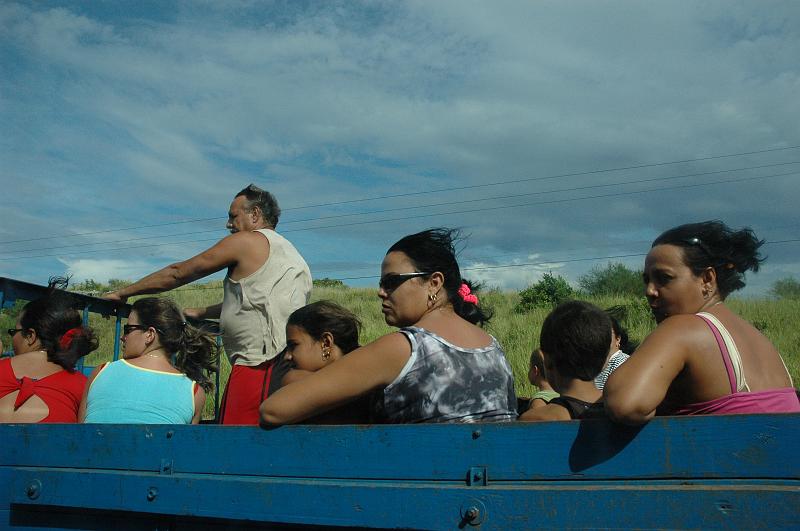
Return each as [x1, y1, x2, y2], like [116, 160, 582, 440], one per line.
[528, 348, 547, 385]
[540, 300, 612, 382]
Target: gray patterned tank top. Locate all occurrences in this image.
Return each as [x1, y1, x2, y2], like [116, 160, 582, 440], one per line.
[371, 326, 518, 423]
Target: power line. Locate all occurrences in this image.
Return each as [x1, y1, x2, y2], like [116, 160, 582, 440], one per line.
[4, 161, 798, 255]
[164, 238, 800, 291]
[2, 143, 798, 245]
[285, 144, 800, 210]
[1, 168, 796, 262]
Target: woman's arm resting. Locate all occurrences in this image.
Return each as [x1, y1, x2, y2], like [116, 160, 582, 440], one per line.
[604, 316, 696, 425]
[260, 332, 411, 426]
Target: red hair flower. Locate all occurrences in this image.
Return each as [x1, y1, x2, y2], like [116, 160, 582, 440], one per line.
[458, 283, 478, 305]
[59, 328, 82, 350]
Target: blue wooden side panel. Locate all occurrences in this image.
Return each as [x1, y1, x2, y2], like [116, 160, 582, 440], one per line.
[2, 415, 799, 529]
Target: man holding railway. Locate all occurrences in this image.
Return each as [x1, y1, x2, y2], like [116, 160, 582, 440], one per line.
[104, 184, 312, 424]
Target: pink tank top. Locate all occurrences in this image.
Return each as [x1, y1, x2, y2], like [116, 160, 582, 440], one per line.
[671, 313, 800, 415]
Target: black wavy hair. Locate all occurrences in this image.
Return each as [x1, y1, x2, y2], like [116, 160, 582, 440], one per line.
[287, 301, 361, 354]
[652, 220, 765, 298]
[18, 276, 99, 371]
[387, 228, 492, 326]
[131, 297, 218, 392]
[540, 300, 611, 381]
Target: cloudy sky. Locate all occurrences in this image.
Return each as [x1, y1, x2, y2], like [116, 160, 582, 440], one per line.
[1, 0, 798, 296]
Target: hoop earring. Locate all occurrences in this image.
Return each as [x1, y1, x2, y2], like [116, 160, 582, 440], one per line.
[322, 346, 331, 361]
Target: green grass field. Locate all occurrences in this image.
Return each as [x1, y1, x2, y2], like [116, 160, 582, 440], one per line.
[3, 281, 799, 419]
[170, 282, 800, 404]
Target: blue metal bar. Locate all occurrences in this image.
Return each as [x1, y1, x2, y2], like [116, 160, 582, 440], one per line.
[1, 417, 799, 530]
[113, 314, 122, 361]
[75, 305, 91, 373]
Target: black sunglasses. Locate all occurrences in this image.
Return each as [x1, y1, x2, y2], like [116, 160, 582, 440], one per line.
[123, 324, 151, 335]
[7, 328, 24, 337]
[379, 272, 432, 292]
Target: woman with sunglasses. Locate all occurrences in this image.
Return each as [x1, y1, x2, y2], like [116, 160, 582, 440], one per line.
[80, 297, 217, 424]
[605, 220, 800, 424]
[1, 277, 99, 423]
[261, 228, 517, 425]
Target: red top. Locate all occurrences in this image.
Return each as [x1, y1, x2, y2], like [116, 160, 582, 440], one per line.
[0, 357, 87, 423]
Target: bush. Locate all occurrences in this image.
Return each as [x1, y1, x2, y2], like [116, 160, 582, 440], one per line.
[313, 278, 345, 288]
[579, 262, 643, 298]
[770, 277, 800, 300]
[515, 272, 575, 312]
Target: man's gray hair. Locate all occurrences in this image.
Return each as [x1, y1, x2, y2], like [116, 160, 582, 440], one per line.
[236, 184, 281, 227]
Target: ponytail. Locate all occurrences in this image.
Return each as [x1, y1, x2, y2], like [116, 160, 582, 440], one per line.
[49, 326, 99, 371]
[131, 297, 218, 392]
[174, 323, 218, 392]
[449, 279, 493, 326]
[20, 276, 99, 371]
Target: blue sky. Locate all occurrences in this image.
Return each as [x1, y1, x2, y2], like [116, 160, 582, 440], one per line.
[1, 1, 799, 296]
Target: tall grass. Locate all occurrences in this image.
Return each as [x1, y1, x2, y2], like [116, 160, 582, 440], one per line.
[2, 282, 798, 419]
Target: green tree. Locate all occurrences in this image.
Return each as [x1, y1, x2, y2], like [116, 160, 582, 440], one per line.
[770, 277, 800, 300]
[107, 279, 132, 292]
[579, 262, 643, 298]
[515, 272, 575, 312]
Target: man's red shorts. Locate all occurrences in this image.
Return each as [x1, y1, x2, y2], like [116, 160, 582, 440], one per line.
[218, 361, 275, 425]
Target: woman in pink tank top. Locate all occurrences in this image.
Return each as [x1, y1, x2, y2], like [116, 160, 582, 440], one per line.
[605, 221, 799, 424]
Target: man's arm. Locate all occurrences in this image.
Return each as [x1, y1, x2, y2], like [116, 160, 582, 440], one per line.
[184, 303, 223, 320]
[104, 233, 249, 302]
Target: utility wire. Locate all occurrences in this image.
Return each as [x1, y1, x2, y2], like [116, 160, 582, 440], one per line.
[164, 238, 800, 291]
[2, 144, 798, 245]
[0, 169, 796, 262]
[4, 161, 798, 255]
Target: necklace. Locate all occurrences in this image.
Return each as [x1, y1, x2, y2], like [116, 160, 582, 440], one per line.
[142, 352, 166, 359]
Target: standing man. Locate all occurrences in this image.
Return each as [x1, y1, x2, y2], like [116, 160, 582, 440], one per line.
[104, 184, 312, 424]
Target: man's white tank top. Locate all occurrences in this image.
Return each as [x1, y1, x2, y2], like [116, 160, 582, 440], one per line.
[220, 229, 312, 366]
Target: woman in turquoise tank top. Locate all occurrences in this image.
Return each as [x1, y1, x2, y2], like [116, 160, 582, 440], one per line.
[79, 298, 218, 424]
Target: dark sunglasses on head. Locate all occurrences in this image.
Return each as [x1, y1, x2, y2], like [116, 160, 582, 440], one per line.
[7, 328, 24, 337]
[379, 272, 432, 292]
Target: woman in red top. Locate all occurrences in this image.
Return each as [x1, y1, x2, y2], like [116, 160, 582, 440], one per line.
[0, 277, 99, 423]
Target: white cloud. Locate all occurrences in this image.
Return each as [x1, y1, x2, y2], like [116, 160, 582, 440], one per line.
[1, 1, 799, 293]
[58, 257, 165, 284]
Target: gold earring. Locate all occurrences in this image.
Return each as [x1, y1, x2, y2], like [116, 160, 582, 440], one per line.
[322, 346, 331, 361]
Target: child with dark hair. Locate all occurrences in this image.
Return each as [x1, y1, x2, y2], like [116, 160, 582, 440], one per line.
[594, 308, 637, 391]
[262, 228, 517, 425]
[519, 301, 612, 421]
[0, 277, 99, 423]
[80, 297, 218, 424]
[282, 300, 361, 382]
[606, 220, 799, 424]
[525, 348, 559, 410]
[268, 301, 370, 423]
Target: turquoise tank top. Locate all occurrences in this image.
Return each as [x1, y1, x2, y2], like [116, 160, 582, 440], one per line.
[84, 359, 196, 424]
